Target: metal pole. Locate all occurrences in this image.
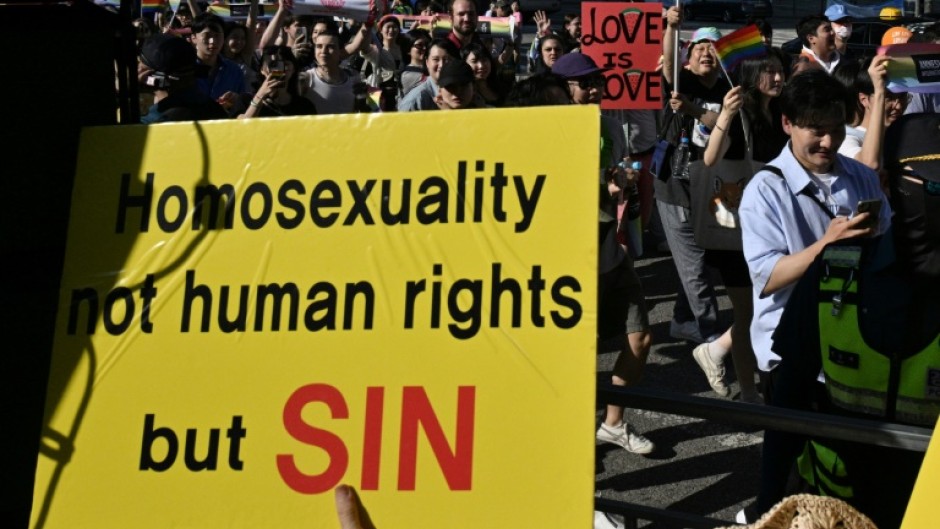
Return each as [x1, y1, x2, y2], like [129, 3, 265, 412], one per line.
[673, 0, 680, 94]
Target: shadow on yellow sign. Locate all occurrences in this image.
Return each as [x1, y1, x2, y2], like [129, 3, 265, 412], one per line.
[31, 107, 599, 528]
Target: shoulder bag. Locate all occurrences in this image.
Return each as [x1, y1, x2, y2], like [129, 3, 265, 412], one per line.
[689, 114, 761, 251]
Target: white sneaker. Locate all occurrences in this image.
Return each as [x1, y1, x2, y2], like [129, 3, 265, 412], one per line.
[596, 422, 655, 454]
[692, 343, 730, 397]
[735, 504, 758, 524]
[594, 510, 625, 529]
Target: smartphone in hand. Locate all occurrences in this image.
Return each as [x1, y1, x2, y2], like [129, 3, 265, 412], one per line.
[854, 199, 882, 231]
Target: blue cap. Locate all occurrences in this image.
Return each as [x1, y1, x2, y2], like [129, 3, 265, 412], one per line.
[690, 27, 721, 43]
[825, 4, 851, 22]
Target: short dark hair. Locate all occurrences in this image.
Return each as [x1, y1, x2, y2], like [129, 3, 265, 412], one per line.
[191, 13, 225, 35]
[505, 72, 570, 107]
[429, 37, 460, 59]
[401, 29, 432, 69]
[796, 14, 828, 48]
[461, 42, 491, 63]
[224, 21, 248, 39]
[315, 28, 340, 40]
[780, 69, 848, 127]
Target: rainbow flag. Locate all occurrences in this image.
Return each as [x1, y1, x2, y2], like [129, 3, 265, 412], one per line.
[366, 88, 382, 112]
[713, 24, 765, 74]
[206, 2, 233, 18]
[206, 1, 279, 20]
[141, 0, 166, 16]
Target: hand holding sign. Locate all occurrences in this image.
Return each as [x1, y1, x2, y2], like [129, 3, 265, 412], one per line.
[869, 54, 890, 95]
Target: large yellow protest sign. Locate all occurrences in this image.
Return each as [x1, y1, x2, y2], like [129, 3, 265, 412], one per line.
[31, 107, 599, 528]
[902, 417, 940, 529]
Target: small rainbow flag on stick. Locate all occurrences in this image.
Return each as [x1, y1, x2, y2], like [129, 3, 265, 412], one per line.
[713, 24, 766, 76]
[141, 0, 166, 16]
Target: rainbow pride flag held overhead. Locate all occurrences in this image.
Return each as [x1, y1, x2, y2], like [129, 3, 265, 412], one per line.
[713, 24, 766, 74]
[205, 1, 279, 20]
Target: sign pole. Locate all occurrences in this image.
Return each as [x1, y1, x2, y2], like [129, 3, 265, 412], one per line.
[673, 0, 681, 94]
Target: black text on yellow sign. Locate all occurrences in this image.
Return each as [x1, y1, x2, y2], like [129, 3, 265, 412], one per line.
[33, 109, 598, 528]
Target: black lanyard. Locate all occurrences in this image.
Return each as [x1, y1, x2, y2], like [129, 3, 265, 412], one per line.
[763, 165, 836, 219]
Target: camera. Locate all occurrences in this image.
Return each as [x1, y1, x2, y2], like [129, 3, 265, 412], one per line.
[146, 72, 171, 89]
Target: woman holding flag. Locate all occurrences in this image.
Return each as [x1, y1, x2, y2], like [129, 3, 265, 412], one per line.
[659, 7, 728, 352]
[694, 26, 789, 404]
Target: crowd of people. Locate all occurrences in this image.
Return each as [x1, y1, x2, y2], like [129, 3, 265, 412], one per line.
[129, 1, 940, 528]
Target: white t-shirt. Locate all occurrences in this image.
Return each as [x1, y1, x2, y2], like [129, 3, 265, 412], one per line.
[305, 68, 361, 115]
[838, 124, 866, 160]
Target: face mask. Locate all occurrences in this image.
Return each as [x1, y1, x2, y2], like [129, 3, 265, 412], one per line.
[833, 23, 852, 39]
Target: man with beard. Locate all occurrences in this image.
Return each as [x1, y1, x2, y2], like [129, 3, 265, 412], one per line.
[447, 0, 484, 51]
[798, 14, 841, 74]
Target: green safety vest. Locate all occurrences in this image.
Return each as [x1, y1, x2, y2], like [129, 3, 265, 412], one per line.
[797, 245, 940, 499]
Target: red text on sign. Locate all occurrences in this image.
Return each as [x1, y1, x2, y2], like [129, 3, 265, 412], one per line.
[276, 384, 476, 494]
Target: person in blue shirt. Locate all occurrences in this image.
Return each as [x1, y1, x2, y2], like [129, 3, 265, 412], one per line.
[139, 33, 228, 124]
[762, 112, 940, 529]
[739, 69, 891, 522]
[189, 13, 249, 115]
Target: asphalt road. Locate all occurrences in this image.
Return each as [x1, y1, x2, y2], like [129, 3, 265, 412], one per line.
[595, 251, 760, 527]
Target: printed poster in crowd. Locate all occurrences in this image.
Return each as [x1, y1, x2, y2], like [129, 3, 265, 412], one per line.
[30, 107, 598, 528]
[580, 2, 664, 110]
[391, 14, 515, 40]
[880, 43, 940, 94]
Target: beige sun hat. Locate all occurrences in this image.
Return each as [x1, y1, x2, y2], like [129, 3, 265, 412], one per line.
[717, 495, 879, 529]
